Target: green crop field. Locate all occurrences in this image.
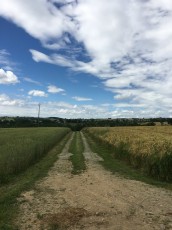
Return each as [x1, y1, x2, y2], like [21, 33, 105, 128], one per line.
[0, 127, 70, 184]
[85, 126, 172, 181]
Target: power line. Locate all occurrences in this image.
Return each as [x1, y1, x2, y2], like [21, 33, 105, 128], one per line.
[38, 103, 41, 127]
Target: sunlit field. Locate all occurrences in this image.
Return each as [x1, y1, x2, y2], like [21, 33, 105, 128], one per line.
[0, 127, 70, 183]
[85, 126, 172, 181]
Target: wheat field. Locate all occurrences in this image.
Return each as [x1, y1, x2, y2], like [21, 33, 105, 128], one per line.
[0, 127, 70, 183]
[85, 126, 172, 181]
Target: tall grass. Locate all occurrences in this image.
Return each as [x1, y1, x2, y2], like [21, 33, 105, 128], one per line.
[84, 127, 172, 181]
[0, 127, 70, 184]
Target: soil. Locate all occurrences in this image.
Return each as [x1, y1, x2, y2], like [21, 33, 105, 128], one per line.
[16, 132, 172, 230]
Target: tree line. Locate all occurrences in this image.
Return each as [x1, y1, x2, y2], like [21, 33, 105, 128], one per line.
[0, 116, 172, 131]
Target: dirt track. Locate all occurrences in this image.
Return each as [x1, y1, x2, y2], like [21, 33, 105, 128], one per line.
[16, 132, 172, 230]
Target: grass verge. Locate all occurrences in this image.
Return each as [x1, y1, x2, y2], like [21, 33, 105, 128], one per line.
[0, 132, 72, 230]
[84, 132, 172, 191]
[69, 132, 86, 174]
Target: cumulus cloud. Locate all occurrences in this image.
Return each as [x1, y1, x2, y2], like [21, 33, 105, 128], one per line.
[0, 93, 171, 118]
[1, 0, 172, 116]
[0, 68, 19, 84]
[72, 96, 93, 101]
[47, 85, 65, 93]
[0, 94, 24, 106]
[0, 100, 106, 118]
[28, 90, 48, 97]
[2, 99, 170, 118]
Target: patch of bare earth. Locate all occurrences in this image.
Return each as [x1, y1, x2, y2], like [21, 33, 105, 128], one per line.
[16, 132, 172, 230]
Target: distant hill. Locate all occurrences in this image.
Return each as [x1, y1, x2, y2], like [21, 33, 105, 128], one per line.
[0, 116, 171, 131]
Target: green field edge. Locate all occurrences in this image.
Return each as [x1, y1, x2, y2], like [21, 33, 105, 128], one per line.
[69, 131, 86, 174]
[84, 131, 172, 191]
[0, 132, 72, 230]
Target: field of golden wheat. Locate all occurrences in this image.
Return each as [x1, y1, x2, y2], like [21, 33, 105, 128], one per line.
[85, 126, 172, 181]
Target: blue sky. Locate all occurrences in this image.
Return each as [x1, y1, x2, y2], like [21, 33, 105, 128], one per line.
[0, 0, 172, 118]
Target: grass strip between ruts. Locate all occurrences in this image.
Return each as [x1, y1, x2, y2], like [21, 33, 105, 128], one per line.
[69, 132, 86, 174]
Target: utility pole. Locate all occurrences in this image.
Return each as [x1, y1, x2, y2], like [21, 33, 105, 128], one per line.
[38, 103, 41, 127]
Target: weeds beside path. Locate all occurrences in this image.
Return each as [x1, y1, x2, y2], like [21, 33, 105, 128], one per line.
[0, 131, 72, 229]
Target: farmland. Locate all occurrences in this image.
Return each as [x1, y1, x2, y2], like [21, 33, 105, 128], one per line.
[15, 130, 172, 230]
[0, 127, 171, 229]
[84, 126, 172, 181]
[0, 127, 70, 184]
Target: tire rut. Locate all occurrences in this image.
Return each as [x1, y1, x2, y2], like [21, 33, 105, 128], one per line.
[81, 132, 103, 162]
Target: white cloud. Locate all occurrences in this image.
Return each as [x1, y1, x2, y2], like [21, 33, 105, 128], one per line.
[0, 93, 172, 118]
[0, 49, 18, 70]
[0, 68, 19, 84]
[0, 94, 24, 106]
[47, 85, 65, 93]
[28, 90, 48, 97]
[2, 1, 172, 116]
[0, 49, 11, 68]
[23, 77, 41, 85]
[29, 49, 106, 77]
[0, 49, 10, 65]
[29, 50, 54, 64]
[72, 96, 93, 101]
[0, 0, 73, 46]
[73, 0, 139, 64]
